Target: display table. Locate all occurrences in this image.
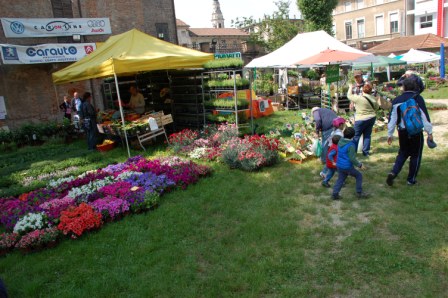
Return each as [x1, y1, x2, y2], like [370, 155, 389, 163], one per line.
[97, 110, 173, 150]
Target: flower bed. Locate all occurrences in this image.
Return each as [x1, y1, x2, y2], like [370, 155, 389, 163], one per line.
[0, 156, 211, 253]
[167, 123, 280, 171]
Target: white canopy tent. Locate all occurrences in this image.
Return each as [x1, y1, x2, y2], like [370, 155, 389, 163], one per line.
[398, 48, 441, 64]
[245, 30, 370, 68]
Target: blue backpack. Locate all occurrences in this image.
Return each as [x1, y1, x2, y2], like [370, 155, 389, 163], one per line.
[399, 97, 423, 136]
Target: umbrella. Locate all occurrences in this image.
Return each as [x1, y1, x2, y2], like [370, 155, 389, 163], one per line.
[294, 48, 370, 65]
[352, 55, 407, 81]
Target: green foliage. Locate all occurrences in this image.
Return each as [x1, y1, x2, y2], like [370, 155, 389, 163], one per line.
[253, 70, 279, 95]
[203, 58, 243, 69]
[207, 78, 250, 88]
[232, 0, 304, 52]
[204, 98, 249, 109]
[297, 0, 338, 34]
[305, 69, 319, 80]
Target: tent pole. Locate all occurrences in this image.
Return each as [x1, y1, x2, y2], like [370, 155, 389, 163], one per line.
[114, 72, 131, 158]
[250, 68, 254, 135]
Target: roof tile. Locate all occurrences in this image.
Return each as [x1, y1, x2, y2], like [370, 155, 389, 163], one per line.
[367, 34, 448, 55]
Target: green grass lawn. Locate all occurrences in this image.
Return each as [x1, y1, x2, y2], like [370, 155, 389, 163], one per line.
[1, 112, 448, 297]
[421, 86, 448, 99]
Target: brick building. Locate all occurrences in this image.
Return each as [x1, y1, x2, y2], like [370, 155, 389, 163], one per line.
[0, 0, 177, 129]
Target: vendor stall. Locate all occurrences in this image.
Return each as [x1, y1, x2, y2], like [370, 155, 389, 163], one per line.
[52, 29, 214, 157]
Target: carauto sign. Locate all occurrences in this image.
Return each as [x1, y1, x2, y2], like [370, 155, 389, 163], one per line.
[1, 18, 111, 38]
[0, 43, 96, 64]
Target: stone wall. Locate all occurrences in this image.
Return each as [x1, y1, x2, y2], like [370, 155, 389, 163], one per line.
[0, 0, 177, 129]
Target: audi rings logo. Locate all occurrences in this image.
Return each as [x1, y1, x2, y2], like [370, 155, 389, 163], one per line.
[10, 21, 25, 34]
[87, 20, 106, 28]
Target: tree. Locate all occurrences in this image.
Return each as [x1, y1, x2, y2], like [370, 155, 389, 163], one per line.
[297, 0, 338, 35]
[231, 0, 304, 52]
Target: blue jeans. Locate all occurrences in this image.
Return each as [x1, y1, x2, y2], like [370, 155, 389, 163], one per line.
[353, 117, 376, 156]
[333, 167, 363, 196]
[321, 128, 333, 174]
[323, 168, 336, 184]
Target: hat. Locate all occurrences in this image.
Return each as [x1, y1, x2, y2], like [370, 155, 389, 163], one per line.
[311, 107, 319, 113]
[427, 137, 437, 149]
[332, 117, 346, 128]
[353, 70, 362, 77]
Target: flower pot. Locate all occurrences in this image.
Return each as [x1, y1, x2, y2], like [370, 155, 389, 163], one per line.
[288, 158, 303, 165]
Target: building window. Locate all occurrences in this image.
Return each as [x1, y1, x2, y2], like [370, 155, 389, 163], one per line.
[345, 22, 352, 40]
[344, 1, 352, 12]
[390, 13, 398, 33]
[375, 15, 384, 35]
[356, 0, 364, 9]
[357, 19, 365, 38]
[420, 15, 433, 28]
[155, 23, 169, 41]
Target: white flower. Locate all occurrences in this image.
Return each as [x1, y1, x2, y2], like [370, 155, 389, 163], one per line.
[115, 171, 142, 181]
[48, 176, 76, 188]
[13, 212, 47, 234]
[188, 147, 208, 159]
[67, 176, 115, 201]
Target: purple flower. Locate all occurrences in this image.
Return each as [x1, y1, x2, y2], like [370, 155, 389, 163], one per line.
[125, 172, 175, 195]
[89, 196, 130, 219]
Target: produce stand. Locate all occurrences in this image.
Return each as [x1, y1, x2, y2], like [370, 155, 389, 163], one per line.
[96, 110, 173, 150]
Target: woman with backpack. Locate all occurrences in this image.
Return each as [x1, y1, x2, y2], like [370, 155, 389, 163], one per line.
[386, 78, 434, 186]
[347, 82, 380, 157]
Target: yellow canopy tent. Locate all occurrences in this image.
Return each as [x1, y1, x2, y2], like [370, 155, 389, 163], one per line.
[52, 28, 213, 84]
[52, 29, 214, 156]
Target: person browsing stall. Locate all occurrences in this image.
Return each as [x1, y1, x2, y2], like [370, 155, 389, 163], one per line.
[347, 82, 380, 156]
[312, 107, 338, 178]
[59, 96, 72, 121]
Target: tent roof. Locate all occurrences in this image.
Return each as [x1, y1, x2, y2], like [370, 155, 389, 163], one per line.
[245, 30, 369, 68]
[367, 34, 448, 56]
[352, 55, 406, 68]
[52, 29, 214, 85]
[398, 48, 441, 64]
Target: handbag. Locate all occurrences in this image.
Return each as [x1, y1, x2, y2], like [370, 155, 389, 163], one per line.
[363, 96, 377, 111]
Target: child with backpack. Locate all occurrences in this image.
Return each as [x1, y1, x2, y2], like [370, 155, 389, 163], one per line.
[332, 127, 369, 200]
[322, 135, 341, 188]
[386, 78, 434, 186]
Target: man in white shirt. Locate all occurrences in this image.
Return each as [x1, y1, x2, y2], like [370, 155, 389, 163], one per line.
[129, 86, 145, 114]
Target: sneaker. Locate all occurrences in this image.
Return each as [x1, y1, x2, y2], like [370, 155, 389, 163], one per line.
[357, 192, 370, 199]
[386, 172, 396, 186]
[319, 172, 326, 179]
[321, 181, 331, 188]
[407, 180, 417, 186]
[332, 194, 341, 200]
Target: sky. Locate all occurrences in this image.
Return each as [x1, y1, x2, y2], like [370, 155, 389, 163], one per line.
[173, 0, 301, 28]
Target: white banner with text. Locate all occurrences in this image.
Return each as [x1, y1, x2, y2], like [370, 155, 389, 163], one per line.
[0, 43, 96, 64]
[1, 18, 111, 38]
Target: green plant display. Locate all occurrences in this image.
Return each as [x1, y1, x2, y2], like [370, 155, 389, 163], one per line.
[207, 78, 250, 88]
[204, 98, 249, 109]
[203, 58, 244, 69]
